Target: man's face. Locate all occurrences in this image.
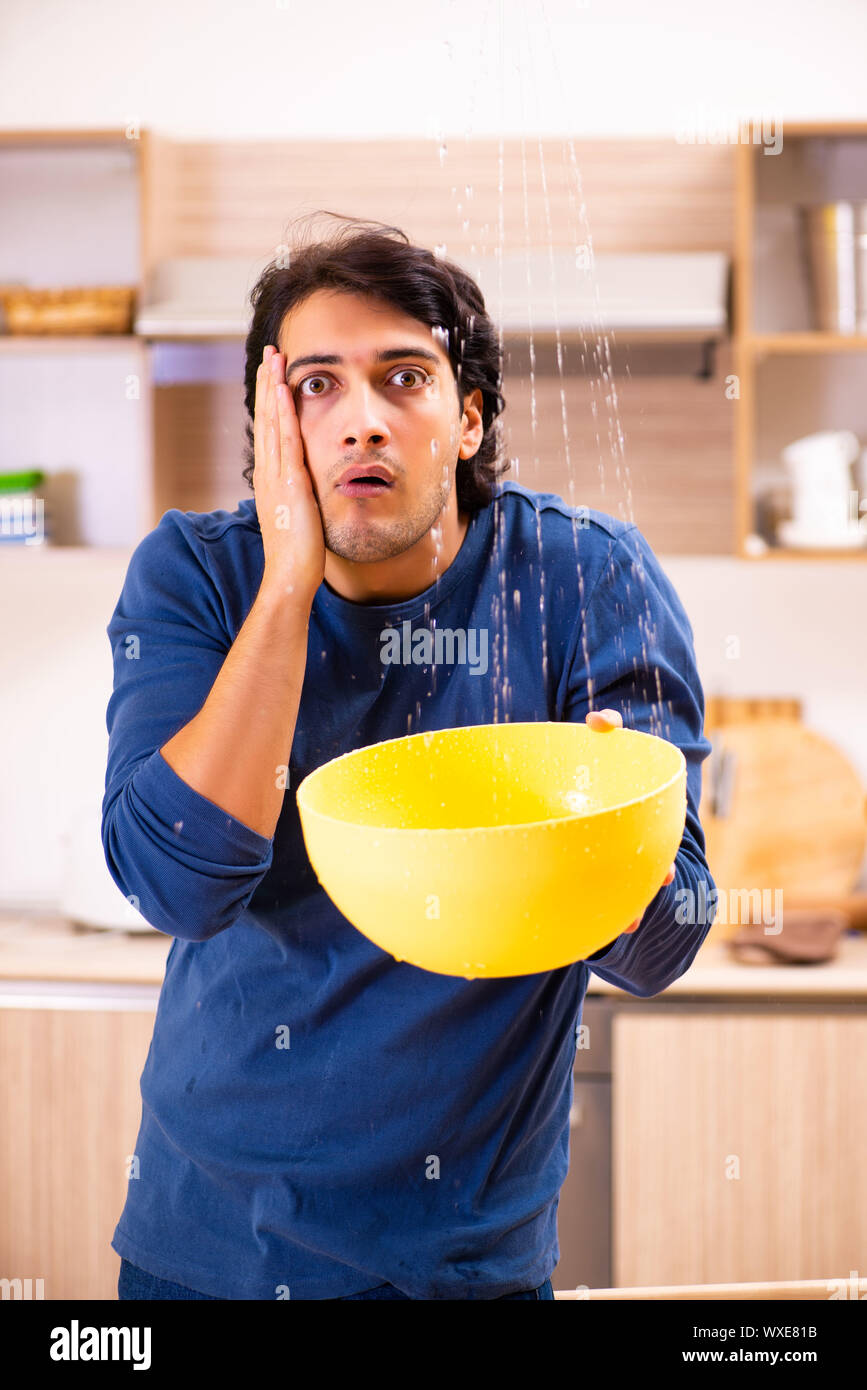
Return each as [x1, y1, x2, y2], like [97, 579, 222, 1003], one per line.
[277, 288, 483, 563]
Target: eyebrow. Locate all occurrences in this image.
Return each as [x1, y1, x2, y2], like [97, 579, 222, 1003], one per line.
[284, 346, 442, 381]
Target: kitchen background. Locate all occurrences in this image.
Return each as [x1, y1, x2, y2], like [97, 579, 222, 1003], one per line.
[0, 0, 866, 1300]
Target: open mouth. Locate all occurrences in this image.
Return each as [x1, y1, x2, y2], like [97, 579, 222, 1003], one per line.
[338, 475, 395, 497]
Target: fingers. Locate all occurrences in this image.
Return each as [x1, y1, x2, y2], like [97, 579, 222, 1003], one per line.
[253, 352, 268, 474]
[265, 350, 283, 480]
[262, 348, 306, 492]
[275, 364, 304, 487]
[254, 345, 280, 483]
[585, 708, 623, 731]
[624, 863, 677, 938]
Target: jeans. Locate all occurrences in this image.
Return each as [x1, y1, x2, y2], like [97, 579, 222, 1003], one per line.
[118, 1257, 555, 1300]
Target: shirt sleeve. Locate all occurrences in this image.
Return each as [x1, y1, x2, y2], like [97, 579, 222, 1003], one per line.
[561, 523, 718, 997]
[101, 512, 274, 941]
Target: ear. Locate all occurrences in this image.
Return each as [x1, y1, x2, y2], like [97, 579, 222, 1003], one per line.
[458, 388, 485, 459]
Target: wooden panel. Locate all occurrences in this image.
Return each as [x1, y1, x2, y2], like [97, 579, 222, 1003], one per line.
[152, 381, 251, 523]
[144, 136, 736, 552]
[145, 137, 735, 263]
[140, 129, 183, 283]
[0, 1007, 155, 1300]
[502, 340, 734, 553]
[613, 1011, 867, 1287]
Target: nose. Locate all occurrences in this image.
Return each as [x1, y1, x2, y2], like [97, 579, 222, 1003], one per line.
[339, 381, 392, 450]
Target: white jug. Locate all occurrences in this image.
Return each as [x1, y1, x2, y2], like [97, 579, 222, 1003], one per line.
[777, 429, 865, 547]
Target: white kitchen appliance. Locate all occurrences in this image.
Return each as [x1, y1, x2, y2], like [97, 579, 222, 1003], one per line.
[59, 801, 153, 931]
[776, 429, 867, 549]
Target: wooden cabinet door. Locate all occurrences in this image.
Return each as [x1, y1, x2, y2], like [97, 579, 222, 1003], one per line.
[552, 1077, 612, 1290]
[613, 1008, 867, 1287]
[0, 1003, 155, 1300]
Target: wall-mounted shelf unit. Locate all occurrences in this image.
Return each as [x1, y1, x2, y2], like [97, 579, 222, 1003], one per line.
[733, 120, 867, 560]
[0, 128, 149, 546]
[0, 129, 739, 555]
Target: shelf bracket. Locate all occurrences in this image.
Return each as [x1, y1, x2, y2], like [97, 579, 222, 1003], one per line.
[696, 338, 717, 380]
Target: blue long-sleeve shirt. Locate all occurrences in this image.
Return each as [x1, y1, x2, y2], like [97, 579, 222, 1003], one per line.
[102, 479, 716, 1299]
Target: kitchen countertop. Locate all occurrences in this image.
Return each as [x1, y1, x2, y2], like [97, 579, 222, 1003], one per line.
[0, 913, 171, 984]
[588, 931, 867, 999]
[1, 912, 866, 998]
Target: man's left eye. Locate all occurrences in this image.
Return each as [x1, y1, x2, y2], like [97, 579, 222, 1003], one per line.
[391, 367, 430, 387]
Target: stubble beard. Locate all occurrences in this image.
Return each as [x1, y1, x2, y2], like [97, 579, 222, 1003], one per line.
[322, 474, 452, 563]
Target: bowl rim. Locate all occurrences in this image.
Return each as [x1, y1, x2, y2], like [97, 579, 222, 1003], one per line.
[295, 721, 686, 836]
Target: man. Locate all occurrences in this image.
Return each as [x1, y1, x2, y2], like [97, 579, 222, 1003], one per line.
[103, 214, 716, 1301]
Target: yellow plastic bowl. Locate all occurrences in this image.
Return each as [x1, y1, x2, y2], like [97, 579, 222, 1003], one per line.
[296, 721, 686, 978]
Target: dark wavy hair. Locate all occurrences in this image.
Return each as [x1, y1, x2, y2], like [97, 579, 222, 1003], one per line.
[241, 211, 509, 511]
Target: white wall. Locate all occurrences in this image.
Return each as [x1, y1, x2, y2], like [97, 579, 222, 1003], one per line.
[0, 0, 865, 139]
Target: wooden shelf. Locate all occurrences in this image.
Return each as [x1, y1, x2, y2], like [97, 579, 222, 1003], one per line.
[750, 332, 867, 356]
[0, 334, 141, 353]
[767, 121, 867, 138]
[746, 546, 867, 560]
[0, 128, 135, 147]
[0, 130, 148, 545]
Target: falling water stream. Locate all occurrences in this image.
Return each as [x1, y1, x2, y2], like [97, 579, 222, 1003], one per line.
[404, 0, 676, 829]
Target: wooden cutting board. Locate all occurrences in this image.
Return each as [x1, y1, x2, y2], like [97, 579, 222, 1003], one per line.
[699, 699, 867, 933]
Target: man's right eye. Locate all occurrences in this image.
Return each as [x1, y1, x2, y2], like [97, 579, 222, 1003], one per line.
[297, 375, 331, 396]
